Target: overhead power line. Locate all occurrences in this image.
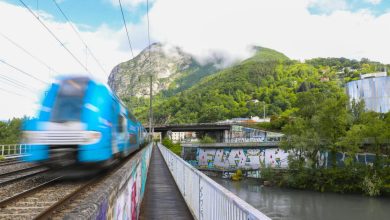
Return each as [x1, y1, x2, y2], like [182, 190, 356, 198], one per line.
[0, 87, 25, 97]
[51, 0, 107, 75]
[118, 0, 135, 58]
[18, 0, 90, 75]
[0, 59, 48, 85]
[0, 32, 59, 75]
[0, 73, 38, 93]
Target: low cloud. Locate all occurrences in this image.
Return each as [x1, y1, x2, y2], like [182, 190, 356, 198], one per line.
[145, 0, 390, 65]
[1, 0, 390, 119]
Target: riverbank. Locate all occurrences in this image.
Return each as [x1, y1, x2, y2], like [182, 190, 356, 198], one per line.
[211, 177, 390, 220]
[260, 166, 390, 197]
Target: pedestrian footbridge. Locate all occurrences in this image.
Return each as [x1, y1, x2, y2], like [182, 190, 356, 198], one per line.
[1, 143, 270, 220]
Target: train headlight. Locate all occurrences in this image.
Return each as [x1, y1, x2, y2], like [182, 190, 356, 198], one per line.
[86, 131, 102, 144]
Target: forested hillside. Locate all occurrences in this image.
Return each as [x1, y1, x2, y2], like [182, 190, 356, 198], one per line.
[121, 46, 389, 125]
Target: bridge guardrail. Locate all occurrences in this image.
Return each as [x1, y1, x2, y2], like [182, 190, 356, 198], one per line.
[158, 143, 271, 220]
[0, 144, 31, 158]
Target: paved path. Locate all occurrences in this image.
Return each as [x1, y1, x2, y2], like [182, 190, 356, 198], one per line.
[140, 146, 193, 220]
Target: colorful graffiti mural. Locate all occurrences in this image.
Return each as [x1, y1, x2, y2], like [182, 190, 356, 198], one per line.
[187, 147, 382, 171]
[95, 144, 152, 220]
[196, 148, 290, 170]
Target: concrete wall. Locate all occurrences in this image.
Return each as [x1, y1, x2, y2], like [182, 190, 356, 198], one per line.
[185, 147, 289, 170]
[64, 143, 153, 220]
[184, 147, 383, 171]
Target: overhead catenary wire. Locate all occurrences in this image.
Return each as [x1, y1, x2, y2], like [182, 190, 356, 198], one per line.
[0, 59, 48, 85]
[0, 32, 59, 75]
[0, 73, 38, 93]
[0, 87, 26, 97]
[51, 0, 107, 75]
[18, 0, 91, 75]
[118, 0, 135, 58]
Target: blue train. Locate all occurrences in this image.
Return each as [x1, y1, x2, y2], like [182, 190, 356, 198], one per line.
[22, 76, 148, 167]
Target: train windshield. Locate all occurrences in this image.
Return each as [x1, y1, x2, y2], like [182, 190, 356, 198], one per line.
[51, 78, 89, 122]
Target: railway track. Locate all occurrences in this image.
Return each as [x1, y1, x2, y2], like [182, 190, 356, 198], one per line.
[0, 166, 50, 186]
[0, 176, 98, 220]
[0, 158, 22, 166]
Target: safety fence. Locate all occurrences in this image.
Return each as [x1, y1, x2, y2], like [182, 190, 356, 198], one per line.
[158, 143, 270, 220]
[0, 144, 31, 158]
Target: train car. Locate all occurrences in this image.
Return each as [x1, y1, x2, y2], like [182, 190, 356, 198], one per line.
[22, 75, 147, 167]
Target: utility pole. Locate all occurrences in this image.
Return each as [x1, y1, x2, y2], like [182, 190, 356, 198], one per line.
[149, 74, 153, 142]
[263, 101, 266, 121]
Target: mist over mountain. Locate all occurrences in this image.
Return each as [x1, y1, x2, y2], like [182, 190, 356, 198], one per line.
[108, 43, 218, 98]
[108, 44, 389, 125]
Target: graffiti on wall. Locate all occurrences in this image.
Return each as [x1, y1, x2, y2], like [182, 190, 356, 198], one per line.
[188, 147, 382, 171]
[317, 151, 380, 167]
[196, 148, 290, 170]
[96, 146, 152, 220]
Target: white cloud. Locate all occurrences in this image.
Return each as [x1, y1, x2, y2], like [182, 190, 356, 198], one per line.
[364, 0, 382, 5]
[144, 0, 390, 66]
[1, 0, 390, 119]
[0, 2, 138, 120]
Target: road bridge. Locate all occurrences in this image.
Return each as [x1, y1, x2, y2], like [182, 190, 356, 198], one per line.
[146, 123, 282, 143]
[147, 123, 233, 142]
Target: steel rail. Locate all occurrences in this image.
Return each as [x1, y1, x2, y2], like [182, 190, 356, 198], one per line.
[0, 176, 61, 208]
[0, 169, 49, 187]
[0, 158, 20, 166]
[34, 176, 100, 220]
[0, 165, 46, 179]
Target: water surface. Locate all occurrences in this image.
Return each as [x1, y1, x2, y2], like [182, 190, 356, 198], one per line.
[211, 177, 390, 220]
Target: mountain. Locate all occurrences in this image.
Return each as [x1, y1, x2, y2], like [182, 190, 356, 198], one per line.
[108, 44, 388, 125]
[242, 46, 289, 63]
[108, 43, 217, 98]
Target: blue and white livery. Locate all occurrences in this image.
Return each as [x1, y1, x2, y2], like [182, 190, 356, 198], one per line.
[22, 76, 148, 167]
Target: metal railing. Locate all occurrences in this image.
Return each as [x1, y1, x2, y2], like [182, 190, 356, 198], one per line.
[0, 144, 31, 158]
[158, 143, 270, 220]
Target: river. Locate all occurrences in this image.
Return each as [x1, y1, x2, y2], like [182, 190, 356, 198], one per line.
[211, 177, 390, 220]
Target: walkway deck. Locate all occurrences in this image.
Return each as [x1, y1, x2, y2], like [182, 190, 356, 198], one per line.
[140, 146, 193, 220]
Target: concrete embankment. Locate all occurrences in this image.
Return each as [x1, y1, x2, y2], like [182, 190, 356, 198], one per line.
[64, 143, 153, 219]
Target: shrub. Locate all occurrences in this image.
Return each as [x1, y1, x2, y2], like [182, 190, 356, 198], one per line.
[162, 137, 182, 156]
[200, 135, 216, 144]
[362, 172, 383, 196]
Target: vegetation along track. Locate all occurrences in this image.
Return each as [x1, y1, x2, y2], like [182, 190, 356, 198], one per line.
[0, 176, 98, 220]
[0, 166, 50, 186]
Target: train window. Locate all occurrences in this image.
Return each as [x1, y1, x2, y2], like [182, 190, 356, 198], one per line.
[51, 77, 89, 122]
[118, 114, 127, 134]
[129, 134, 137, 144]
[118, 115, 124, 133]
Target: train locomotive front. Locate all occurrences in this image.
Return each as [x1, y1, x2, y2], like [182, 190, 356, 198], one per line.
[22, 76, 144, 167]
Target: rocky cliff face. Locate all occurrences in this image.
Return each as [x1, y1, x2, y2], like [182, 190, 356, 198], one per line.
[108, 43, 209, 98]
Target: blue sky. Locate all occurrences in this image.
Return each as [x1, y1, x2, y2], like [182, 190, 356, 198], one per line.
[5, 0, 390, 29]
[1, 0, 390, 119]
[5, 0, 149, 30]
[309, 0, 390, 15]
